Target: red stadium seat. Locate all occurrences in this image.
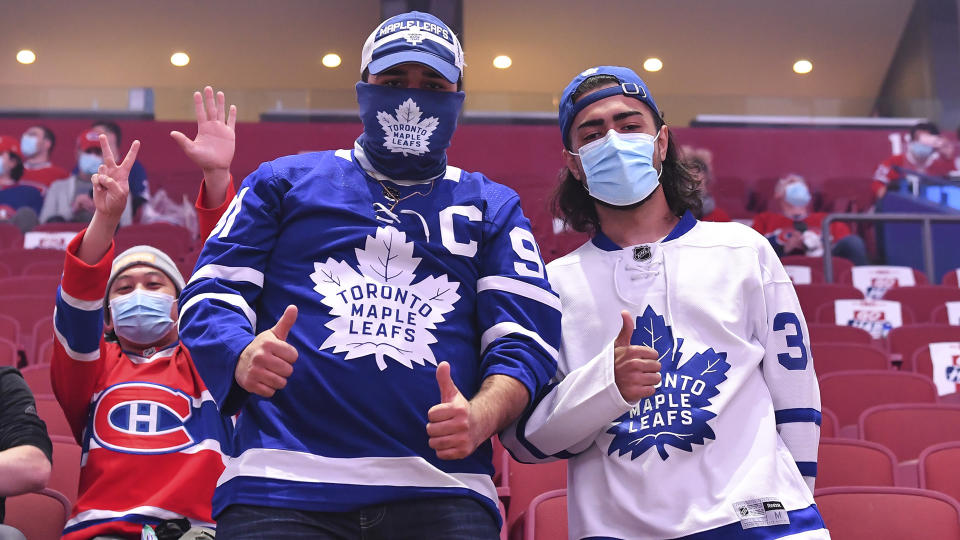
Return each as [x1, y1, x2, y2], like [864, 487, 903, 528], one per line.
[712, 176, 751, 218]
[32, 222, 85, 233]
[523, 489, 567, 540]
[0, 261, 11, 279]
[814, 300, 914, 326]
[782, 256, 854, 284]
[883, 286, 960, 324]
[840, 265, 929, 292]
[810, 343, 890, 374]
[819, 371, 937, 435]
[908, 343, 960, 403]
[930, 304, 957, 325]
[0, 313, 21, 344]
[817, 438, 897, 488]
[29, 316, 53, 365]
[505, 459, 566, 539]
[4, 488, 72, 540]
[808, 324, 874, 346]
[21, 260, 64, 277]
[794, 284, 863, 320]
[0, 337, 18, 367]
[20, 364, 51, 394]
[0, 276, 62, 297]
[1, 295, 56, 338]
[821, 407, 839, 439]
[36, 339, 54, 366]
[815, 487, 960, 540]
[34, 394, 73, 439]
[918, 442, 960, 507]
[942, 269, 959, 287]
[747, 177, 779, 212]
[0, 249, 65, 275]
[859, 404, 960, 463]
[888, 325, 960, 365]
[49, 435, 82, 504]
[0, 222, 24, 248]
[817, 176, 876, 213]
[498, 498, 508, 540]
[115, 223, 195, 262]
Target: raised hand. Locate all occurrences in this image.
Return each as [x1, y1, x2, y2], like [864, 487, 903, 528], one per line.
[426, 362, 482, 460]
[92, 134, 140, 221]
[235, 305, 299, 398]
[613, 310, 662, 403]
[170, 86, 237, 176]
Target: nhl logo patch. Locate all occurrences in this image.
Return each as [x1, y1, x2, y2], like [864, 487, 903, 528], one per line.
[404, 31, 426, 46]
[633, 245, 652, 261]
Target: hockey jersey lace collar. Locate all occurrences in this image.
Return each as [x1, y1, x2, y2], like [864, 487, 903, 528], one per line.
[590, 210, 698, 251]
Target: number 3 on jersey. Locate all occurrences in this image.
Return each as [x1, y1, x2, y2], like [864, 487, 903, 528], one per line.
[773, 312, 808, 370]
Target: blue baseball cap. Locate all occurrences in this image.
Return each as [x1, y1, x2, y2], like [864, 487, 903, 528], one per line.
[361, 11, 465, 84]
[558, 66, 662, 150]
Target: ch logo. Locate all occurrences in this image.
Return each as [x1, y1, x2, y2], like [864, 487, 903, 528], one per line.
[92, 382, 195, 454]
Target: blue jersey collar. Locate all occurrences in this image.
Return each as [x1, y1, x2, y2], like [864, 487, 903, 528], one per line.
[591, 210, 698, 251]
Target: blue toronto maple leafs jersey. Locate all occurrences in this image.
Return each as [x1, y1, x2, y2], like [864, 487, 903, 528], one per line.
[503, 213, 828, 540]
[178, 149, 560, 521]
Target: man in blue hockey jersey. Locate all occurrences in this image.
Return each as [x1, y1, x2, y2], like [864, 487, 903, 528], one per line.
[178, 11, 560, 538]
[502, 67, 829, 539]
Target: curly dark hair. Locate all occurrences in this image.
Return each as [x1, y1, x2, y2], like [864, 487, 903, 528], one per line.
[551, 75, 702, 234]
[4, 151, 24, 181]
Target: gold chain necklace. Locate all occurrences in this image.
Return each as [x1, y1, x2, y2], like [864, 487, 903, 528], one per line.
[376, 179, 436, 212]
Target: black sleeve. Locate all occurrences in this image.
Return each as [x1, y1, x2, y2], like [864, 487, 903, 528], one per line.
[0, 368, 53, 463]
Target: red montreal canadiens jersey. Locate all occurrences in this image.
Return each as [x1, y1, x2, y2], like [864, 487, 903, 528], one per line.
[52, 231, 233, 539]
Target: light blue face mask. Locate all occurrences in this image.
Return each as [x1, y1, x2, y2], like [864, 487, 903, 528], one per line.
[784, 182, 811, 207]
[19, 135, 38, 157]
[109, 289, 175, 346]
[78, 153, 103, 175]
[573, 129, 662, 206]
[909, 141, 935, 161]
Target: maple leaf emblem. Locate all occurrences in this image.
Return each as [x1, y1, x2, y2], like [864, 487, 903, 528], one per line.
[377, 98, 439, 157]
[309, 226, 460, 371]
[606, 305, 730, 460]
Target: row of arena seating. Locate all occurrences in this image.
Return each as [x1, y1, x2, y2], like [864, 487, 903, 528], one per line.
[712, 176, 876, 219]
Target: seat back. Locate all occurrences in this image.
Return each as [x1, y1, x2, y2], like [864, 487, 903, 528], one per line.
[919, 442, 960, 507]
[819, 371, 938, 429]
[505, 459, 566, 534]
[819, 177, 876, 214]
[524, 489, 567, 540]
[942, 269, 959, 287]
[810, 343, 889, 374]
[782, 255, 854, 283]
[888, 325, 960, 364]
[0, 222, 24, 248]
[0, 295, 56, 337]
[21, 260, 65, 277]
[815, 487, 960, 540]
[859, 404, 960, 462]
[808, 324, 873, 345]
[884, 286, 960, 324]
[20, 364, 51, 394]
[794, 284, 863, 320]
[0, 249, 65, 276]
[49, 436, 82, 504]
[817, 438, 897, 488]
[34, 394, 73, 439]
[0, 337, 17, 367]
[29, 316, 53, 365]
[821, 407, 838, 439]
[0, 313, 20, 344]
[0, 276, 62, 297]
[4, 488, 71, 540]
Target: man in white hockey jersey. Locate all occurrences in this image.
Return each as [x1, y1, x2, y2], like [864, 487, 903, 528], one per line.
[502, 66, 828, 539]
[177, 10, 559, 539]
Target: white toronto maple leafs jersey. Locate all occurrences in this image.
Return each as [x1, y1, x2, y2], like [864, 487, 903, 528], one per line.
[503, 213, 828, 540]
[178, 149, 560, 521]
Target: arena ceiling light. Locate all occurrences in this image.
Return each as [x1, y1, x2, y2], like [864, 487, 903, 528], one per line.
[322, 53, 342, 68]
[643, 58, 663, 72]
[16, 49, 36, 65]
[493, 55, 512, 69]
[793, 59, 813, 74]
[170, 52, 190, 67]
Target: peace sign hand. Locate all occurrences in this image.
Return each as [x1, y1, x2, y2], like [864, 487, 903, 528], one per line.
[92, 134, 140, 222]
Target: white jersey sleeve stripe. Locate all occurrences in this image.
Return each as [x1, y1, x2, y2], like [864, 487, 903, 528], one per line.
[180, 292, 257, 329]
[66, 506, 215, 530]
[481, 321, 559, 360]
[59, 289, 104, 311]
[477, 276, 562, 312]
[188, 264, 265, 287]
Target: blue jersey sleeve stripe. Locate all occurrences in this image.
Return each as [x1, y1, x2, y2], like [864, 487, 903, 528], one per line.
[188, 264, 265, 287]
[179, 292, 257, 329]
[795, 461, 818, 477]
[477, 276, 562, 312]
[775, 408, 822, 426]
[53, 298, 103, 356]
[480, 321, 558, 360]
[53, 319, 100, 362]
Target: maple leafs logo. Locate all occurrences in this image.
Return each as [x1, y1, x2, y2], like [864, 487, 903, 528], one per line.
[606, 305, 730, 460]
[309, 226, 460, 371]
[377, 99, 439, 157]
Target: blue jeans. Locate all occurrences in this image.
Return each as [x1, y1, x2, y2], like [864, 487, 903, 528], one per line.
[216, 496, 499, 539]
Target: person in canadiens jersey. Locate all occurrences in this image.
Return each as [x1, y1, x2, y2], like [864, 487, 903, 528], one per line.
[50, 89, 238, 539]
[177, 10, 559, 539]
[501, 66, 828, 539]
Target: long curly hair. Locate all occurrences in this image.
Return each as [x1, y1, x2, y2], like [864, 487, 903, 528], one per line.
[552, 75, 702, 234]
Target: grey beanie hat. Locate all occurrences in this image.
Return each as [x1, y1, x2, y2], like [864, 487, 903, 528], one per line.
[104, 245, 185, 323]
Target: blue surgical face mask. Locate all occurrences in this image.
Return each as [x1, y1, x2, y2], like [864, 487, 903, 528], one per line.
[909, 141, 935, 161]
[784, 182, 811, 207]
[355, 82, 465, 181]
[109, 289, 176, 345]
[20, 135, 38, 157]
[78, 153, 102, 175]
[573, 129, 662, 206]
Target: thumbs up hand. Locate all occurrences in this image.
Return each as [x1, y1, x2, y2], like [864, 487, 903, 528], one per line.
[614, 310, 662, 403]
[426, 362, 481, 460]
[235, 305, 299, 398]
